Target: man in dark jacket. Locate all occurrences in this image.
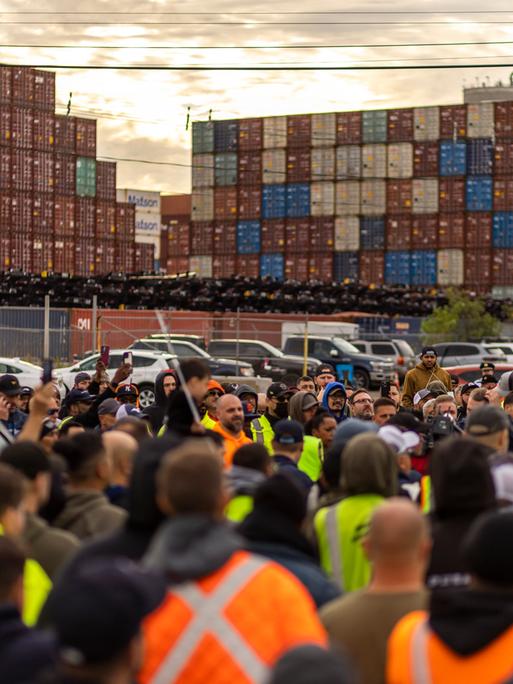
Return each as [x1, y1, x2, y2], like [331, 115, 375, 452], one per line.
[272, 420, 313, 492]
[142, 369, 177, 434]
[0, 374, 27, 438]
[321, 382, 347, 424]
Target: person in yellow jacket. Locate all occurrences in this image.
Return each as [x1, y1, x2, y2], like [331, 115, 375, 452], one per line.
[288, 390, 325, 482]
[0, 463, 51, 626]
[401, 347, 451, 409]
[250, 382, 294, 452]
[200, 379, 225, 430]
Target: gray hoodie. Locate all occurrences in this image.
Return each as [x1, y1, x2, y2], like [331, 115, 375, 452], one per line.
[53, 490, 127, 541]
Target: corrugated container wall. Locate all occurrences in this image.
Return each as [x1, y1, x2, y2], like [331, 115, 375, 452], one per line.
[414, 107, 440, 141]
[362, 110, 387, 143]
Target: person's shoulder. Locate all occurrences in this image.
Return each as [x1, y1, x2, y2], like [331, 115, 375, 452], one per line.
[320, 589, 366, 624]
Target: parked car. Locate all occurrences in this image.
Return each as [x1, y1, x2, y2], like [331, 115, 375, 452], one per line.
[352, 338, 416, 380]
[481, 342, 513, 364]
[146, 333, 207, 350]
[207, 339, 321, 382]
[0, 358, 44, 389]
[443, 364, 513, 385]
[129, 338, 254, 377]
[57, 349, 178, 408]
[431, 343, 506, 368]
[282, 336, 395, 389]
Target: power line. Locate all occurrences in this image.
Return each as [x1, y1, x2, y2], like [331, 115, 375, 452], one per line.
[2, 20, 513, 25]
[3, 9, 513, 14]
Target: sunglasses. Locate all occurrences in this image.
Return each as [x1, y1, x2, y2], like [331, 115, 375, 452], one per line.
[47, 409, 59, 415]
[207, 390, 222, 397]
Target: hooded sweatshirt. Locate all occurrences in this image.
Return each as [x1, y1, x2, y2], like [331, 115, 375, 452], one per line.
[52, 490, 127, 541]
[288, 392, 324, 481]
[401, 361, 451, 408]
[234, 384, 259, 410]
[321, 382, 347, 424]
[143, 369, 177, 434]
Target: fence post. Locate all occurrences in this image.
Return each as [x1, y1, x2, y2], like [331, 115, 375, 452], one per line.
[92, 295, 98, 353]
[303, 312, 309, 376]
[43, 295, 50, 359]
[235, 307, 240, 375]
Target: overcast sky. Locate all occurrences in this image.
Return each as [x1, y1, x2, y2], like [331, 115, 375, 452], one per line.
[3, 0, 513, 193]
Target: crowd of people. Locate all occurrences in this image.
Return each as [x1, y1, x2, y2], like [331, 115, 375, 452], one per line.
[0, 271, 511, 318]
[2, 346, 513, 683]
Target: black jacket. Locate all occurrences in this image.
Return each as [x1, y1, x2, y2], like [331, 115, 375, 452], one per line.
[143, 369, 177, 434]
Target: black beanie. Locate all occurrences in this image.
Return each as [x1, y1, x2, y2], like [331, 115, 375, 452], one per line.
[269, 645, 353, 684]
[253, 473, 306, 525]
[463, 511, 513, 586]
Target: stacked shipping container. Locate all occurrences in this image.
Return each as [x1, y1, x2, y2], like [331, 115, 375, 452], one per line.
[187, 99, 513, 288]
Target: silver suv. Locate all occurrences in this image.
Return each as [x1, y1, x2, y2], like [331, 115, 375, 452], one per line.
[352, 339, 416, 381]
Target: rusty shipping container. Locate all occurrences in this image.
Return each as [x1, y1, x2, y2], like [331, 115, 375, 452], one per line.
[190, 222, 214, 255]
[96, 240, 116, 274]
[166, 257, 190, 275]
[75, 118, 97, 157]
[32, 111, 54, 152]
[287, 114, 311, 148]
[0, 108, 11, 146]
[11, 106, 33, 149]
[439, 177, 465, 213]
[134, 242, 155, 272]
[74, 239, 96, 276]
[438, 213, 465, 249]
[237, 255, 259, 278]
[308, 253, 333, 281]
[411, 215, 438, 250]
[494, 178, 513, 211]
[238, 118, 263, 150]
[359, 250, 385, 285]
[238, 186, 261, 220]
[492, 249, 513, 285]
[167, 220, 190, 257]
[0, 193, 9, 229]
[54, 153, 75, 196]
[285, 254, 309, 281]
[494, 141, 513, 176]
[440, 105, 467, 139]
[96, 161, 117, 201]
[54, 196, 75, 238]
[33, 70, 55, 112]
[413, 143, 439, 177]
[494, 101, 513, 139]
[212, 255, 237, 278]
[54, 240, 75, 274]
[54, 115, 76, 154]
[386, 215, 412, 250]
[387, 108, 414, 142]
[96, 201, 116, 240]
[11, 192, 32, 233]
[465, 249, 491, 290]
[336, 111, 361, 144]
[213, 221, 237, 255]
[310, 217, 334, 252]
[261, 219, 285, 252]
[0, 149, 10, 191]
[33, 150, 54, 193]
[32, 194, 54, 234]
[75, 197, 96, 239]
[387, 179, 412, 214]
[466, 212, 492, 249]
[116, 203, 136, 241]
[10, 234, 32, 271]
[0, 67, 12, 105]
[238, 151, 262, 186]
[0, 235, 10, 269]
[32, 237, 53, 273]
[287, 149, 311, 183]
[11, 150, 33, 192]
[285, 219, 310, 253]
[214, 187, 237, 221]
[12, 67, 34, 107]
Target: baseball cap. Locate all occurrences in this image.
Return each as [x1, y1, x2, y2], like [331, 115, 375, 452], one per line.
[207, 379, 225, 394]
[481, 375, 498, 384]
[420, 347, 437, 356]
[267, 382, 293, 400]
[0, 374, 21, 397]
[74, 372, 91, 384]
[461, 382, 478, 395]
[98, 398, 120, 416]
[116, 404, 144, 420]
[497, 371, 513, 397]
[19, 386, 33, 397]
[426, 381, 447, 397]
[116, 384, 139, 398]
[466, 405, 510, 437]
[480, 361, 496, 371]
[67, 389, 95, 404]
[273, 419, 304, 445]
[413, 388, 432, 405]
[315, 364, 336, 377]
[301, 392, 319, 411]
[378, 425, 420, 454]
[48, 558, 166, 664]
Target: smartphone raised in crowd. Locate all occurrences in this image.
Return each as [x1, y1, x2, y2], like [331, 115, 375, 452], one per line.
[100, 345, 110, 366]
[41, 358, 53, 385]
[122, 351, 133, 367]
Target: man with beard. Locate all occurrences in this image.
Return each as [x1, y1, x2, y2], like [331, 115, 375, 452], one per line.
[401, 348, 451, 409]
[321, 382, 348, 424]
[349, 390, 375, 421]
[213, 394, 252, 467]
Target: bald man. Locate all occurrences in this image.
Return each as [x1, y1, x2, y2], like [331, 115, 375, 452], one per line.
[320, 499, 430, 684]
[103, 430, 138, 509]
[213, 394, 252, 468]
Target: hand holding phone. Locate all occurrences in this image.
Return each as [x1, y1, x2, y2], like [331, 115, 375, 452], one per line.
[41, 359, 53, 385]
[122, 351, 133, 367]
[100, 345, 110, 366]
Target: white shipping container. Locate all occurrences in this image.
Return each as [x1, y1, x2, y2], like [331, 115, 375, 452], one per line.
[116, 189, 161, 214]
[189, 255, 213, 278]
[262, 149, 286, 184]
[263, 116, 287, 149]
[191, 189, 214, 222]
[412, 179, 439, 214]
[335, 216, 360, 251]
[360, 180, 386, 215]
[135, 234, 161, 260]
[437, 249, 464, 286]
[335, 181, 360, 215]
[336, 145, 361, 179]
[311, 113, 336, 147]
[191, 153, 214, 188]
[311, 147, 335, 180]
[414, 107, 440, 142]
[467, 103, 494, 138]
[135, 211, 161, 236]
[387, 143, 413, 179]
[362, 144, 387, 178]
[311, 181, 335, 216]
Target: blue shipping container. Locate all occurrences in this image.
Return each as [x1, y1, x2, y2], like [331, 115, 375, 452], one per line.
[360, 217, 385, 250]
[467, 138, 493, 176]
[493, 212, 513, 248]
[411, 250, 437, 286]
[237, 220, 261, 254]
[385, 251, 411, 285]
[260, 253, 284, 279]
[214, 120, 238, 153]
[333, 251, 359, 282]
[286, 183, 311, 218]
[439, 140, 466, 176]
[262, 185, 286, 219]
[466, 176, 493, 211]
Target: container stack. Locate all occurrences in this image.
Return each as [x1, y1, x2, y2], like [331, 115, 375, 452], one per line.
[0, 65, 138, 276]
[187, 100, 513, 289]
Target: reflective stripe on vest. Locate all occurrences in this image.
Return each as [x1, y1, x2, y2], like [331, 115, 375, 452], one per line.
[325, 506, 344, 591]
[251, 417, 265, 444]
[149, 556, 268, 684]
[410, 619, 432, 684]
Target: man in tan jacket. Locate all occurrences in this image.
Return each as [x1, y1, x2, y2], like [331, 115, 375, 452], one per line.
[401, 347, 451, 409]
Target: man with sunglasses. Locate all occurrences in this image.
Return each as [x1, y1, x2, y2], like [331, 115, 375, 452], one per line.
[401, 347, 452, 410]
[251, 382, 295, 453]
[200, 380, 225, 430]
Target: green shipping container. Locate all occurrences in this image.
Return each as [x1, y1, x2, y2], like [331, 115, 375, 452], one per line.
[192, 121, 215, 154]
[214, 153, 238, 186]
[362, 110, 387, 144]
[76, 157, 96, 197]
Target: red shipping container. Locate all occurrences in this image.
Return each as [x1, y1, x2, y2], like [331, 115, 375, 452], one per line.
[96, 200, 116, 241]
[238, 186, 261, 219]
[466, 213, 492, 249]
[10, 235, 32, 271]
[238, 151, 262, 186]
[440, 105, 467, 139]
[54, 153, 75, 196]
[495, 102, 513, 139]
[0, 67, 12, 104]
[33, 70, 55, 112]
[387, 215, 412, 249]
[116, 203, 135, 241]
[464, 252, 491, 292]
[387, 108, 414, 142]
[96, 161, 116, 201]
[0, 193, 10, 228]
[411, 215, 437, 249]
[32, 194, 54, 234]
[492, 249, 513, 286]
[32, 237, 54, 273]
[238, 118, 263, 150]
[439, 177, 465, 213]
[413, 143, 438, 177]
[54, 196, 75, 238]
[12, 67, 34, 107]
[438, 213, 464, 249]
[0, 109, 11, 146]
[11, 107, 33, 149]
[167, 220, 190, 257]
[359, 250, 385, 285]
[285, 219, 310, 253]
[0, 236, 10, 269]
[166, 257, 190, 275]
[285, 254, 309, 281]
[11, 193, 32, 233]
[33, 150, 54, 193]
[237, 255, 259, 278]
[261, 219, 285, 252]
[75, 118, 97, 157]
[212, 255, 237, 278]
[75, 197, 96, 239]
[213, 221, 237, 255]
[494, 142, 513, 176]
[287, 114, 311, 148]
[287, 149, 311, 183]
[190, 222, 214, 255]
[54, 240, 75, 274]
[387, 179, 412, 214]
[134, 242, 155, 272]
[214, 187, 237, 221]
[33, 111, 54, 151]
[494, 177, 513, 211]
[74, 239, 96, 276]
[115, 240, 135, 273]
[309, 253, 333, 281]
[0, 149, 10, 191]
[336, 111, 361, 144]
[11, 150, 33, 192]
[310, 217, 334, 251]
[96, 240, 117, 274]
[54, 115, 76, 154]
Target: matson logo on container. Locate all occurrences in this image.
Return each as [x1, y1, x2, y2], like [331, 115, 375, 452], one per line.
[117, 189, 161, 214]
[135, 213, 161, 235]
